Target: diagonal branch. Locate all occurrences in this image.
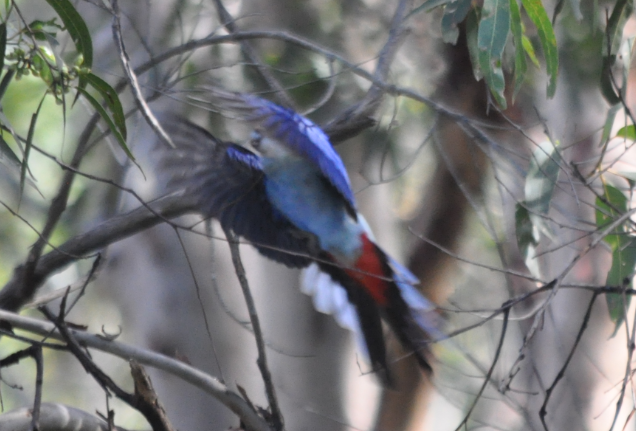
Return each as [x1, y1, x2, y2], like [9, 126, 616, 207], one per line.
[110, 0, 174, 149]
[0, 309, 273, 431]
[224, 229, 284, 431]
[0, 192, 198, 312]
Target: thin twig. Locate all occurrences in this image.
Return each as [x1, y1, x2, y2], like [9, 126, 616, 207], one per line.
[40, 306, 176, 431]
[539, 293, 598, 430]
[109, 0, 174, 148]
[224, 228, 284, 431]
[454, 308, 510, 431]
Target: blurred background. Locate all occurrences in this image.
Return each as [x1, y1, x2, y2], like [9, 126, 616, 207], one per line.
[0, 0, 635, 430]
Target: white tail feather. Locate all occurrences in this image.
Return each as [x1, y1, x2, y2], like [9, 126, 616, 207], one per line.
[300, 263, 369, 360]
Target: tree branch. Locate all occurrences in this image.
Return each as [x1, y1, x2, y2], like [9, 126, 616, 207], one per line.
[0, 309, 273, 431]
[224, 229, 284, 431]
[0, 192, 198, 312]
[0, 403, 131, 431]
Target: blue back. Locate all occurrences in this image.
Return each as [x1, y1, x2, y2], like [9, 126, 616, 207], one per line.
[236, 93, 357, 214]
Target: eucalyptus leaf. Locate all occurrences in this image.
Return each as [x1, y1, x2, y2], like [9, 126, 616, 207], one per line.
[441, 0, 473, 44]
[46, 0, 92, 91]
[477, 0, 510, 107]
[596, 184, 636, 333]
[521, 0, 558, 97]
[525, 140, 561, 239]
[510, 0, 526, 101]
[616, 125, 636, 141]
[78, 87, 134, 161]
[85, 73, 127, 140]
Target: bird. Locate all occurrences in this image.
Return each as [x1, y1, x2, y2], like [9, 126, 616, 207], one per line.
[157, 89, 442, 382]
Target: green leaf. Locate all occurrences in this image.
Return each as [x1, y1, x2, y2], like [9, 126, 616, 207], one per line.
[46, 0, 92, 89]
[509, 0, 526, 101]
[478, 0, 510, 108]
[604, 0, 632, 59]
[600, 56, 621, 105]
[78, 87, 135, 161]
[525, 140, 560, 238]
[616, 125, 636, 141]
[521, 0, 558, 97]
[84, 73, 127, 140]
[466, 8, 483, 81]
[409, 0, 454, 17]
[515, 203, 541, 276]
[522, 34, 540, 67]
[441, 0, 473, 44]
[596, 184, 636, 331]
[599, 104, 620, 148]
[0, 22, 6, 75]
[19, 97, 45, 207]
[516, 203, 537, 257]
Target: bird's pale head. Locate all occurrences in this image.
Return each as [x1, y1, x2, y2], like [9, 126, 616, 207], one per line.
[250, 130, 295, 159]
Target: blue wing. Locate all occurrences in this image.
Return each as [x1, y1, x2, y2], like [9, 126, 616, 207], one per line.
[210, 89, 357, 217]
[157, 115, 316, 267]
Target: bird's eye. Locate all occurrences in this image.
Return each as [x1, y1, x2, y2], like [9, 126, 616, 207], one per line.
[250, 130, 263, 150]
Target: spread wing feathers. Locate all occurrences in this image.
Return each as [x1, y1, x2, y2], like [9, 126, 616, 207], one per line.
[157, 116, 314, 268]
[208, 88, 357, 218]
[301, 242, 441, 378]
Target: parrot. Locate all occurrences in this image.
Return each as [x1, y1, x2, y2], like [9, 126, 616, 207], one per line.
[157, 89, 442, 382]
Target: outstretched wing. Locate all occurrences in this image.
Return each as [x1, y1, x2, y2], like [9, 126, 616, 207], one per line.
[208, 88, 357, 218]
[157, 115, 314, 268]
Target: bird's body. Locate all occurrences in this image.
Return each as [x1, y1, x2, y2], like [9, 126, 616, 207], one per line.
[261, 151, 363, 264]
[158, 90, 442, 381]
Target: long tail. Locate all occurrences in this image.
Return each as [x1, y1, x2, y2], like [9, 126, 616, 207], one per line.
[301, 232, 443, 380]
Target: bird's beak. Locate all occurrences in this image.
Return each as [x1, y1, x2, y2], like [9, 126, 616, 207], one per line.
[250, 130, 263, 151]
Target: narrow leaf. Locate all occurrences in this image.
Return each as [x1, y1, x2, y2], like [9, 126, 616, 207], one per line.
[0, 22, 6, 75]
[441, 0, 473, 44]
[522, 34, 540, 67]
[478, 0, 510, 108]
[509, 0, 526, 101]
[603, 0, 631, 58]
[600, 56, 621, 105]
[521, 0, 558, 97]
[0, 68, 14, 102]
[85, 73, 127, 140]
[78, 87, 135, 161]
[19, 98, 45, 206]
[515, 203, 541, 277]
[46, 0, 92, 90]
[525, 140, 560, 238]
[466, 8, 483, 81]
[596, 184, 636, 331]
[409, 0, 454, 17]
[600, 104, 620, 147]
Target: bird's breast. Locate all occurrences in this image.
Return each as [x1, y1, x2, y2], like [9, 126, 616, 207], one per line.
[262, 158, 362, 262]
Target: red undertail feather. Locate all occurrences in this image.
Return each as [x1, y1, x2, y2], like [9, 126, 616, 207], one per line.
[345, 233, 390, 306]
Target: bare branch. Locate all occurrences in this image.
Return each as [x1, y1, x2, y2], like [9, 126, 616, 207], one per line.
[0, 309, 273, 431]
[224, 229, 284, 431]
[0, 192, 198, 312]
[110, 0, 175, 149]
[0, 403, 131, 431]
